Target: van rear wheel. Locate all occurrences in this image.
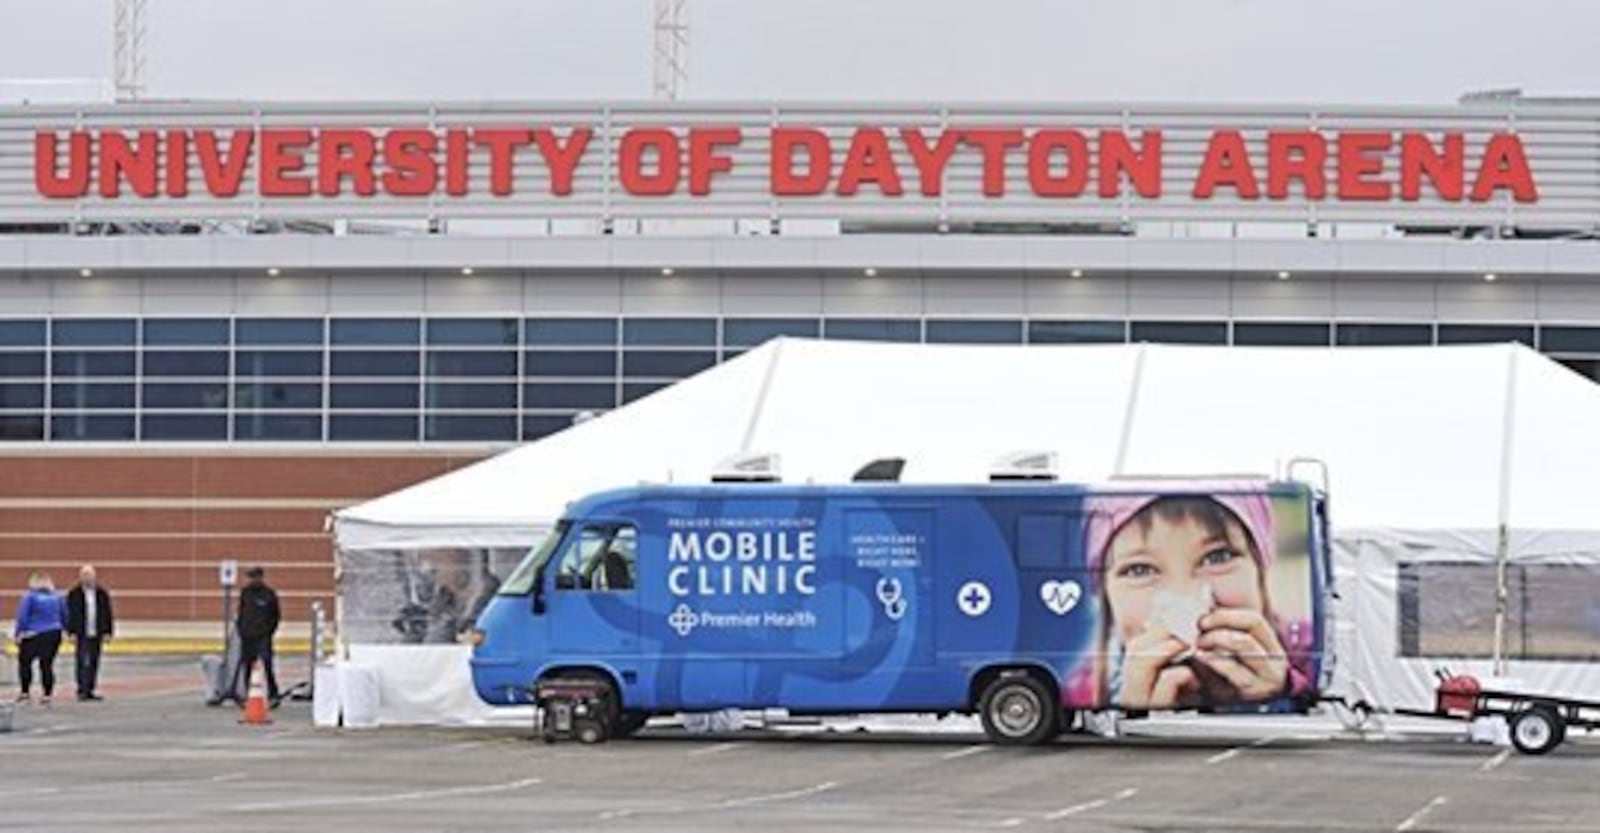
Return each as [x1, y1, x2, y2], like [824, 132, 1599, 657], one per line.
[979, 673, 1059, 746]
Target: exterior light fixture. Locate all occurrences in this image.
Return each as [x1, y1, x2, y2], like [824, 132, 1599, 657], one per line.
[661, 267, 674, 276]
[266, 267, 281, 277]
[460, 267, 474, 276]
[1483, 272, 1498, 282]
[79, 268, 93, 277]
[1277, 270, 1291, 280]
[1069, 268, 1084, 278]
[863, 267, 877, 277]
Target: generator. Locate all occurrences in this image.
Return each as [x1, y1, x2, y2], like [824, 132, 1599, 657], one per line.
[534, 678, 615, 744]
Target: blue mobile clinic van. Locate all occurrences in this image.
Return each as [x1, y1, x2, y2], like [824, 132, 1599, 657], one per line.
[471, 478, 1333, 744]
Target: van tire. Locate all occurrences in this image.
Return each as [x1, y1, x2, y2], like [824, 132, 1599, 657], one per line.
[979, 673, 1059, 746]
[614, 710, 650, 738]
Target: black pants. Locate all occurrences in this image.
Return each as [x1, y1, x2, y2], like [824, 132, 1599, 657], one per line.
[18, 631, 63, 697]
[230, 635, 280, 702]
[74, 635, 104, 696]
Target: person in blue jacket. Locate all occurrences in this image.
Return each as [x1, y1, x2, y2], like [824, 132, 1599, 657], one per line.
[13, 570, 67, 705]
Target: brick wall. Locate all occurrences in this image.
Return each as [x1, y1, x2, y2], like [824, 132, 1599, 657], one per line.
[0, 450, 488, 623]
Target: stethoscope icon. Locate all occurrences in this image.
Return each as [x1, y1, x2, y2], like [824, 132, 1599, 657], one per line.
[876, 577, 907, 621]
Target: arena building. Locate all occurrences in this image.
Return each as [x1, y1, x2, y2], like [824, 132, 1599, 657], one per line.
[2, 98, 1598, 623]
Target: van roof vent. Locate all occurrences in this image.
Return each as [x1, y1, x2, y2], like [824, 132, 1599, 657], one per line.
[852, 457, 906, 482]
[711, 451, 782, 483]
[989, 450, 1058, 482]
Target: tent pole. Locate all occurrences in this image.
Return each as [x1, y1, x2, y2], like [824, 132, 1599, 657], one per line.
[738, 338, 787, 453]
[1490, 346, 1519, 678]
[1112, 343, 1149, 476]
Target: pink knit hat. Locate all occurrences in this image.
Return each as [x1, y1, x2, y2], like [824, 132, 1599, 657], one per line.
[1083, 484, 1275, 587]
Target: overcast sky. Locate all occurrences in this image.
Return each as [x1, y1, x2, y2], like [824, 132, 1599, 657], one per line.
[1, 0, 1596, 105]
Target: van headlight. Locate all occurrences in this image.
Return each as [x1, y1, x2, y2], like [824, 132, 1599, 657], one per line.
[469, 628, 487, 647]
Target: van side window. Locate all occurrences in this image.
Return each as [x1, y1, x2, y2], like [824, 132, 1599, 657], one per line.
[555, 524, 637, 592]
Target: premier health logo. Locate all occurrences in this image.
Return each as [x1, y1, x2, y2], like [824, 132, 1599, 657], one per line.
[668, 604, 700, 637]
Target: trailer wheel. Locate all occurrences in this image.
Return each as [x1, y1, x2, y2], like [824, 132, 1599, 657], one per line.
[1510, 706, 1565, 755]
[979, 673, 1059, 746]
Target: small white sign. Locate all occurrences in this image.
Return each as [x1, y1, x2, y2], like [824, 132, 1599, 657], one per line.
[219, 559, 238, 587]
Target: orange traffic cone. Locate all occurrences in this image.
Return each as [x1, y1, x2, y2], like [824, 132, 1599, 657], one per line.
[239, 661, 272, 726]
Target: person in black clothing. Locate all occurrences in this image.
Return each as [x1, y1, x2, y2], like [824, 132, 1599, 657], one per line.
[65, 564, 115, 701]
[229, 566, 282, 705]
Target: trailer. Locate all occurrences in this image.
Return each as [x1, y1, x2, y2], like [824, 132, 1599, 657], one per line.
[1346, 673, 1600, 755]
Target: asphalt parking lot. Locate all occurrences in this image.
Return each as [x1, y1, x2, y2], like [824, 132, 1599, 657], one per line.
[1, 657, 1598, 832]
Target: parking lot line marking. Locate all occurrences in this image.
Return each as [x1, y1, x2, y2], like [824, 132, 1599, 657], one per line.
[1480, 749, 1512, 772]
[1044, 787, 1137, 821]
[1205, 748, 1241, 764]
[598, 781, 837, 820]
[941, 744, 991, 761]
[0, 787, 63, 799]
[232, 776, 542, 812]
[1395, 795, 1447, 832]
[688, 741, 749, 757]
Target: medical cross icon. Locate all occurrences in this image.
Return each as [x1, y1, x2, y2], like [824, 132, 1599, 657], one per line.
[957, 581, 991, 617]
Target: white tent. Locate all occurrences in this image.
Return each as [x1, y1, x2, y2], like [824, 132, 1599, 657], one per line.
[330, 340, 1600, 724]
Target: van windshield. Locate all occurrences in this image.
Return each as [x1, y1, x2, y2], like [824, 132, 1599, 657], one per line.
[498, 521, 570, 595]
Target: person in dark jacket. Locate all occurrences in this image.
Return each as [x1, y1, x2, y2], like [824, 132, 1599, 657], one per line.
[65, 564, 115, 701]
[229, 566, 282, 705]
[13, 570, 66, 705]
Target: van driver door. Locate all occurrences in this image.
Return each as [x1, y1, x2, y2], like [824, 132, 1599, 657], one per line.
[546, 523, 642, 655]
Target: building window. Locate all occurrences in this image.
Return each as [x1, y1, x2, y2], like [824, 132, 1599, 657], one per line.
[524, 383, 617, 410]
[823, 319, 921, 342]
[621, 350, 717, 378]
[1555, 358, 1600, 382]
[1437, 324, 1535, 346]
[1233, 322, 1331, 347]
[1028, 320, 1126, 344]
[526, 318, 617, 346]
[143, 318, 229, 346]
[329, 414, 419, 442]
[524, 350, 617, 378]
[142, 383, 229, 410]
[425, 382, 518, 410]
[425, 414, 519, 442]
[237, 318, 324, 346]
[52, 383, 136, 410]
[622, 318, 717, 346]
[426, 318, 518, 346]
[330, 383, 421, 409]
[926, 319, 1024, 344]
[723, 318, 821, 348]
[142, 414, 228, 441]
[53, 319, 136, 347]
[143, 351, 229, 377]
[0, 414, 44, 440]
[1131, 321, 1228, 345]
[0, 383, 44, 409]
[50, 414, 136, 441]
[425, 351, 517, 377]
[234, 383, 322, 410]
[622, 382, 669, 403]
[331, 318, 421, 346]
[1540, 326, 1600, 354]
[234, 413, 323, 441]
[523, 414, 579, 440]
[330, 351, 420, 377]
[234, 350, 323, 377]
[0, 321, 46, 347]
[0, 353, 46, 377]
[1335, 323, 1433, 346]
[52, 351, 135, 377]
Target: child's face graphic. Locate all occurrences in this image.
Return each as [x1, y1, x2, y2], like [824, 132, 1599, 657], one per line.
[1103, 508, 1263, 647]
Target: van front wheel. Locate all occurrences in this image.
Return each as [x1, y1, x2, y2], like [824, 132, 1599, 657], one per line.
[979, 673, 1059, 746]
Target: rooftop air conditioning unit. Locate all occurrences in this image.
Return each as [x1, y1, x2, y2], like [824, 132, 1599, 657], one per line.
[989, 451, 1058, 482]
[852, 457, 906, 482]
[711, 452, 782, 483]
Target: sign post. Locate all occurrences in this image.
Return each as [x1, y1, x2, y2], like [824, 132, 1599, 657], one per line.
[215, 559, 239, 704]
